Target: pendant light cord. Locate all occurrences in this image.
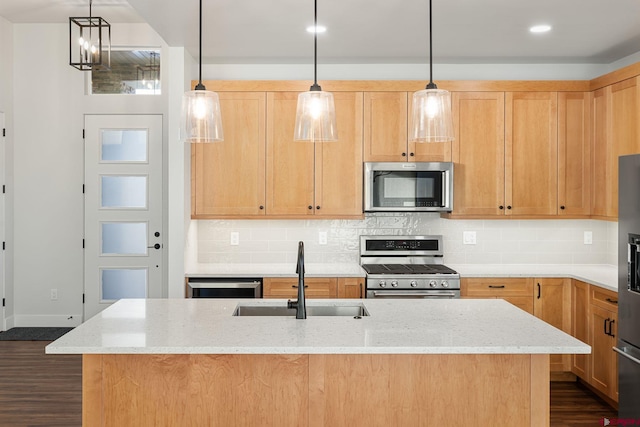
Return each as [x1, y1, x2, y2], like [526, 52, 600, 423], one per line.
[195, 0, 206, 90]
[310, 0, 321, 91]
[426, 0, 437, 90]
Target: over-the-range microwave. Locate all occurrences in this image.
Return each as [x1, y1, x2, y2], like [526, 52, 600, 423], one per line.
[364, 162, 454, 212]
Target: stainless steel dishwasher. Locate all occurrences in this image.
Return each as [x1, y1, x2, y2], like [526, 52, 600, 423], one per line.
[186, 278, 262, 298]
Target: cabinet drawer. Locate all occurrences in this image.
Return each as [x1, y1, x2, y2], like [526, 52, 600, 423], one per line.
[263, 278, 338, 299]
[461, 278, 533, 297]
[590, 287, 619, 311]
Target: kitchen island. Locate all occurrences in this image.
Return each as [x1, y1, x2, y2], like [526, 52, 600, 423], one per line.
[46, 298, 590, 426]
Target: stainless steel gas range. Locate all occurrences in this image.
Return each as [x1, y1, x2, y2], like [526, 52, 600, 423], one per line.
[360, 235, 460, 299]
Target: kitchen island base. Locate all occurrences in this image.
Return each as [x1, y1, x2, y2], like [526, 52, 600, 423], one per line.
[83, 353, 549, 426]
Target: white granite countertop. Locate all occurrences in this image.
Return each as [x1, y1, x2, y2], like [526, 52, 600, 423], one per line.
[186, 262, 366, 278]
[46, 298, 590, 355]
[450, 264, 618, 292]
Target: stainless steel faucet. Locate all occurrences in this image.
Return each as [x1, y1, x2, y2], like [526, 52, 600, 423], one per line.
[287, 241, 307, 319]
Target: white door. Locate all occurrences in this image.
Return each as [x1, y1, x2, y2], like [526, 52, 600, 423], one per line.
[0, 112, 5, 330]
[84, 115, 163, 320]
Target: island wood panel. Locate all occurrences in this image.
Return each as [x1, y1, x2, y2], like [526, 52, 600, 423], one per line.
[571, 280, 590, 380]
[84, 353, 550, 427]
[363, 92, 408, 161]
[263, 277, 338, 299]
[450, 92, 506, 216]
[505, 92, 558, 216]
[534, 278, 572, 372]
[191, 92, 267, 217]
[557, 92, 591, 216]
[314, 92, 364, 217]
[591, 86, 614, 218]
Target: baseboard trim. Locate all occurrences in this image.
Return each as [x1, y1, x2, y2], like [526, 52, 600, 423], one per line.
[3, 315, 15, 331]
[14, 314, 83, 327]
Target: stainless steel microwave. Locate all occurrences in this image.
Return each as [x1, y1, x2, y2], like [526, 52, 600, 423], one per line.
[364, 162, 454, 212]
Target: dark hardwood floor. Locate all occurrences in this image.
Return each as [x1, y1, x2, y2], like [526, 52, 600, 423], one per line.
[0, 340, 619, 426]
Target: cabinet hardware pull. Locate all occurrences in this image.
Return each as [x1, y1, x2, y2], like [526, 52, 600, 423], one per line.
[488, 285, 505, 289]
[291, 285, 309, 289]
[359, 282, 363, 299]
[537, 283, 541, 299]
[316, 206, 321, 210]
[606, 298, 618, 304]
[604, 318, 610, 336]
[259, 205, 264, 210]
[401, 152, 407, 157]
[609, 319, 616, 338]
[308, 206, 313, 210]
[560, 205, 565, 210]
[409, 152, 415, 157]
[507, 206, 512, 210]
[499, 205, 504, 210]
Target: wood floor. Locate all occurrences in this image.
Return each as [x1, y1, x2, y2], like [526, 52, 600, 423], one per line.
[0, 340, 618, 426]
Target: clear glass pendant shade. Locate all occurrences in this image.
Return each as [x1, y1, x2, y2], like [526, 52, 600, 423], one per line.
[294, 91, 338, 142]
[181, 90, 224, 143]
[410, 88, 454, 143]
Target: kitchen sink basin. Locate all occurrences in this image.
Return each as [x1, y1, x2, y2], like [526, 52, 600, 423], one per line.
[233, 304, 369, 317]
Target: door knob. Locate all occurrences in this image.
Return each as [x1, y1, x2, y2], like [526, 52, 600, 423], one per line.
[147, 243, 161, 250]
[154, 232, 160, 237]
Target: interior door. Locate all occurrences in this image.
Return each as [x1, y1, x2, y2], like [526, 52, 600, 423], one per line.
[0, 112, 5, 330]
[84, 115, 163, 320]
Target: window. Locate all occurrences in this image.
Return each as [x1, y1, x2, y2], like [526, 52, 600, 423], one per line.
[90, 49, 161, 95]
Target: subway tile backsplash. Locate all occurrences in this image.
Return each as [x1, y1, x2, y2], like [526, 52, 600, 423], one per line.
[195, 214, 617, 266]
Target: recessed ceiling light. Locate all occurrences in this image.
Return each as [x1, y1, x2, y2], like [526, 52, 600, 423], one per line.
[530, 24, 552, 33]
[306, 25, 327, 34]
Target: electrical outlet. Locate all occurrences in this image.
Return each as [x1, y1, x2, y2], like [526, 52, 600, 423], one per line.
[463, 231, 477, 245]
[51, 289, 58, 301]
[230, 232, 240, 246]
[319, 231, 328, 245]
[584, 231, 593, 245]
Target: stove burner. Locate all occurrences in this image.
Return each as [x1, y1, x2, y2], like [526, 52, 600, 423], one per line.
[361, 264, 458, 275]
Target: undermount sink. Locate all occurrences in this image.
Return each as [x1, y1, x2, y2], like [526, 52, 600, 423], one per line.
[233, 304, 369, 317]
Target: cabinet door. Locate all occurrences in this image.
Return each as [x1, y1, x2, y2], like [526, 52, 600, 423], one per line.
[461, 278, 533, 297]
[263, 277, 338, 299]
[363, 92, 408, 161]
[505, 92, 558, 216]
[192, 92, 266, 217]
[451, 92, 505, 216]
[591, 87, 614, 218]
[315, 92, 364, 217]
[266, 92, 315, 216]
[558, 92, 591, 216]
[571, 280, 590, 380]
[337, 277, 365, 298]
[534, 278, 572, 371]
[590, 305, 618, 399]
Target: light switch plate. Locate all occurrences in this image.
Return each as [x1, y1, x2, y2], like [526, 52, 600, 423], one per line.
[584, 231, 593, 245]
[463, 231, 477, 245]
[319, 231, 328, 245]
[230, 231, 240, 246]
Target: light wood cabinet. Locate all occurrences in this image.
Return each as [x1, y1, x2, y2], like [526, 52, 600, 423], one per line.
[191, 92, 266, 218]
[558, 92, 591, 216]
[591, 86, 614, 218]
[266, 92, 363, 218]
[571, 279, 590, 380]
[588, 286, 619, 401]
[363, 91, 451, 162]
[461, 278, 534, 314]
[505, 92, 558, 216]
[533, 278, 572, 372]
[263, 277, 338, 299]
[337, 277, 365, 298]
[450, 92, 506, 216]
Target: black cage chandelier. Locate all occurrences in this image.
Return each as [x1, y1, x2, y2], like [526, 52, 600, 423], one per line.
[69, 0, 111, 71]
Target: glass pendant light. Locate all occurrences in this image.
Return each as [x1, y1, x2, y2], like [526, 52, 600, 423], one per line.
[181, 0, 223, 143]
[410, 0, 454, 143]
[294, 0, 337, 142]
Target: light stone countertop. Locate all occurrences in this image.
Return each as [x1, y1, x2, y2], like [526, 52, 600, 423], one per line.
[46, 298, 590, 355]
[186, 263, 618, 292]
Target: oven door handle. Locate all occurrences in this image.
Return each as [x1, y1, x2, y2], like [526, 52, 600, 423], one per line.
[371, 291, 458, 298]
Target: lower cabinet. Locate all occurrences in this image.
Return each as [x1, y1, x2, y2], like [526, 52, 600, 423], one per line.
[461, 278, 534, 314]
[263, 277, 365, 299]
[588, 286, 619, 401]
[571, 280, 590, 380]
[533, 278, 572, 372]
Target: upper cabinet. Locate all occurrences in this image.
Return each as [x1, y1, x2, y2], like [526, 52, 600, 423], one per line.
[363, 92, 451, 162]
[266, 91, 364, 218]
[191, 92, 266, 218]
[505, 92, 558, 216]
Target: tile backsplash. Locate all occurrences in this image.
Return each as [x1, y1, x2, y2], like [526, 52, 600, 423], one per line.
[194, 214, 617, 265]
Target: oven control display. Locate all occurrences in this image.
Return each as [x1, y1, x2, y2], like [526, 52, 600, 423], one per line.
[366, 239, 439, 251]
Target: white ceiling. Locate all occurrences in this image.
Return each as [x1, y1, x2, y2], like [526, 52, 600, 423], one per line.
[2, 0, 640, 65]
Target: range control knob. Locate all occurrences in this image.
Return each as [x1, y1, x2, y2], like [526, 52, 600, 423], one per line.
[429, 280, 438, 288]
[441, 281, 449, 288]
[391, 281, 399, 288]
[410, 280, 418, 288]
[379, 281, 387, 288]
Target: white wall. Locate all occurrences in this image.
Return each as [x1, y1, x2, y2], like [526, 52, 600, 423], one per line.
[0, 16, 14, 328]
[11, 23, 174, 326]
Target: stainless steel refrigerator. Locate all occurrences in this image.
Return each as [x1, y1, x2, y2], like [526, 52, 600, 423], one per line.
[617, 154, 640, 418]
